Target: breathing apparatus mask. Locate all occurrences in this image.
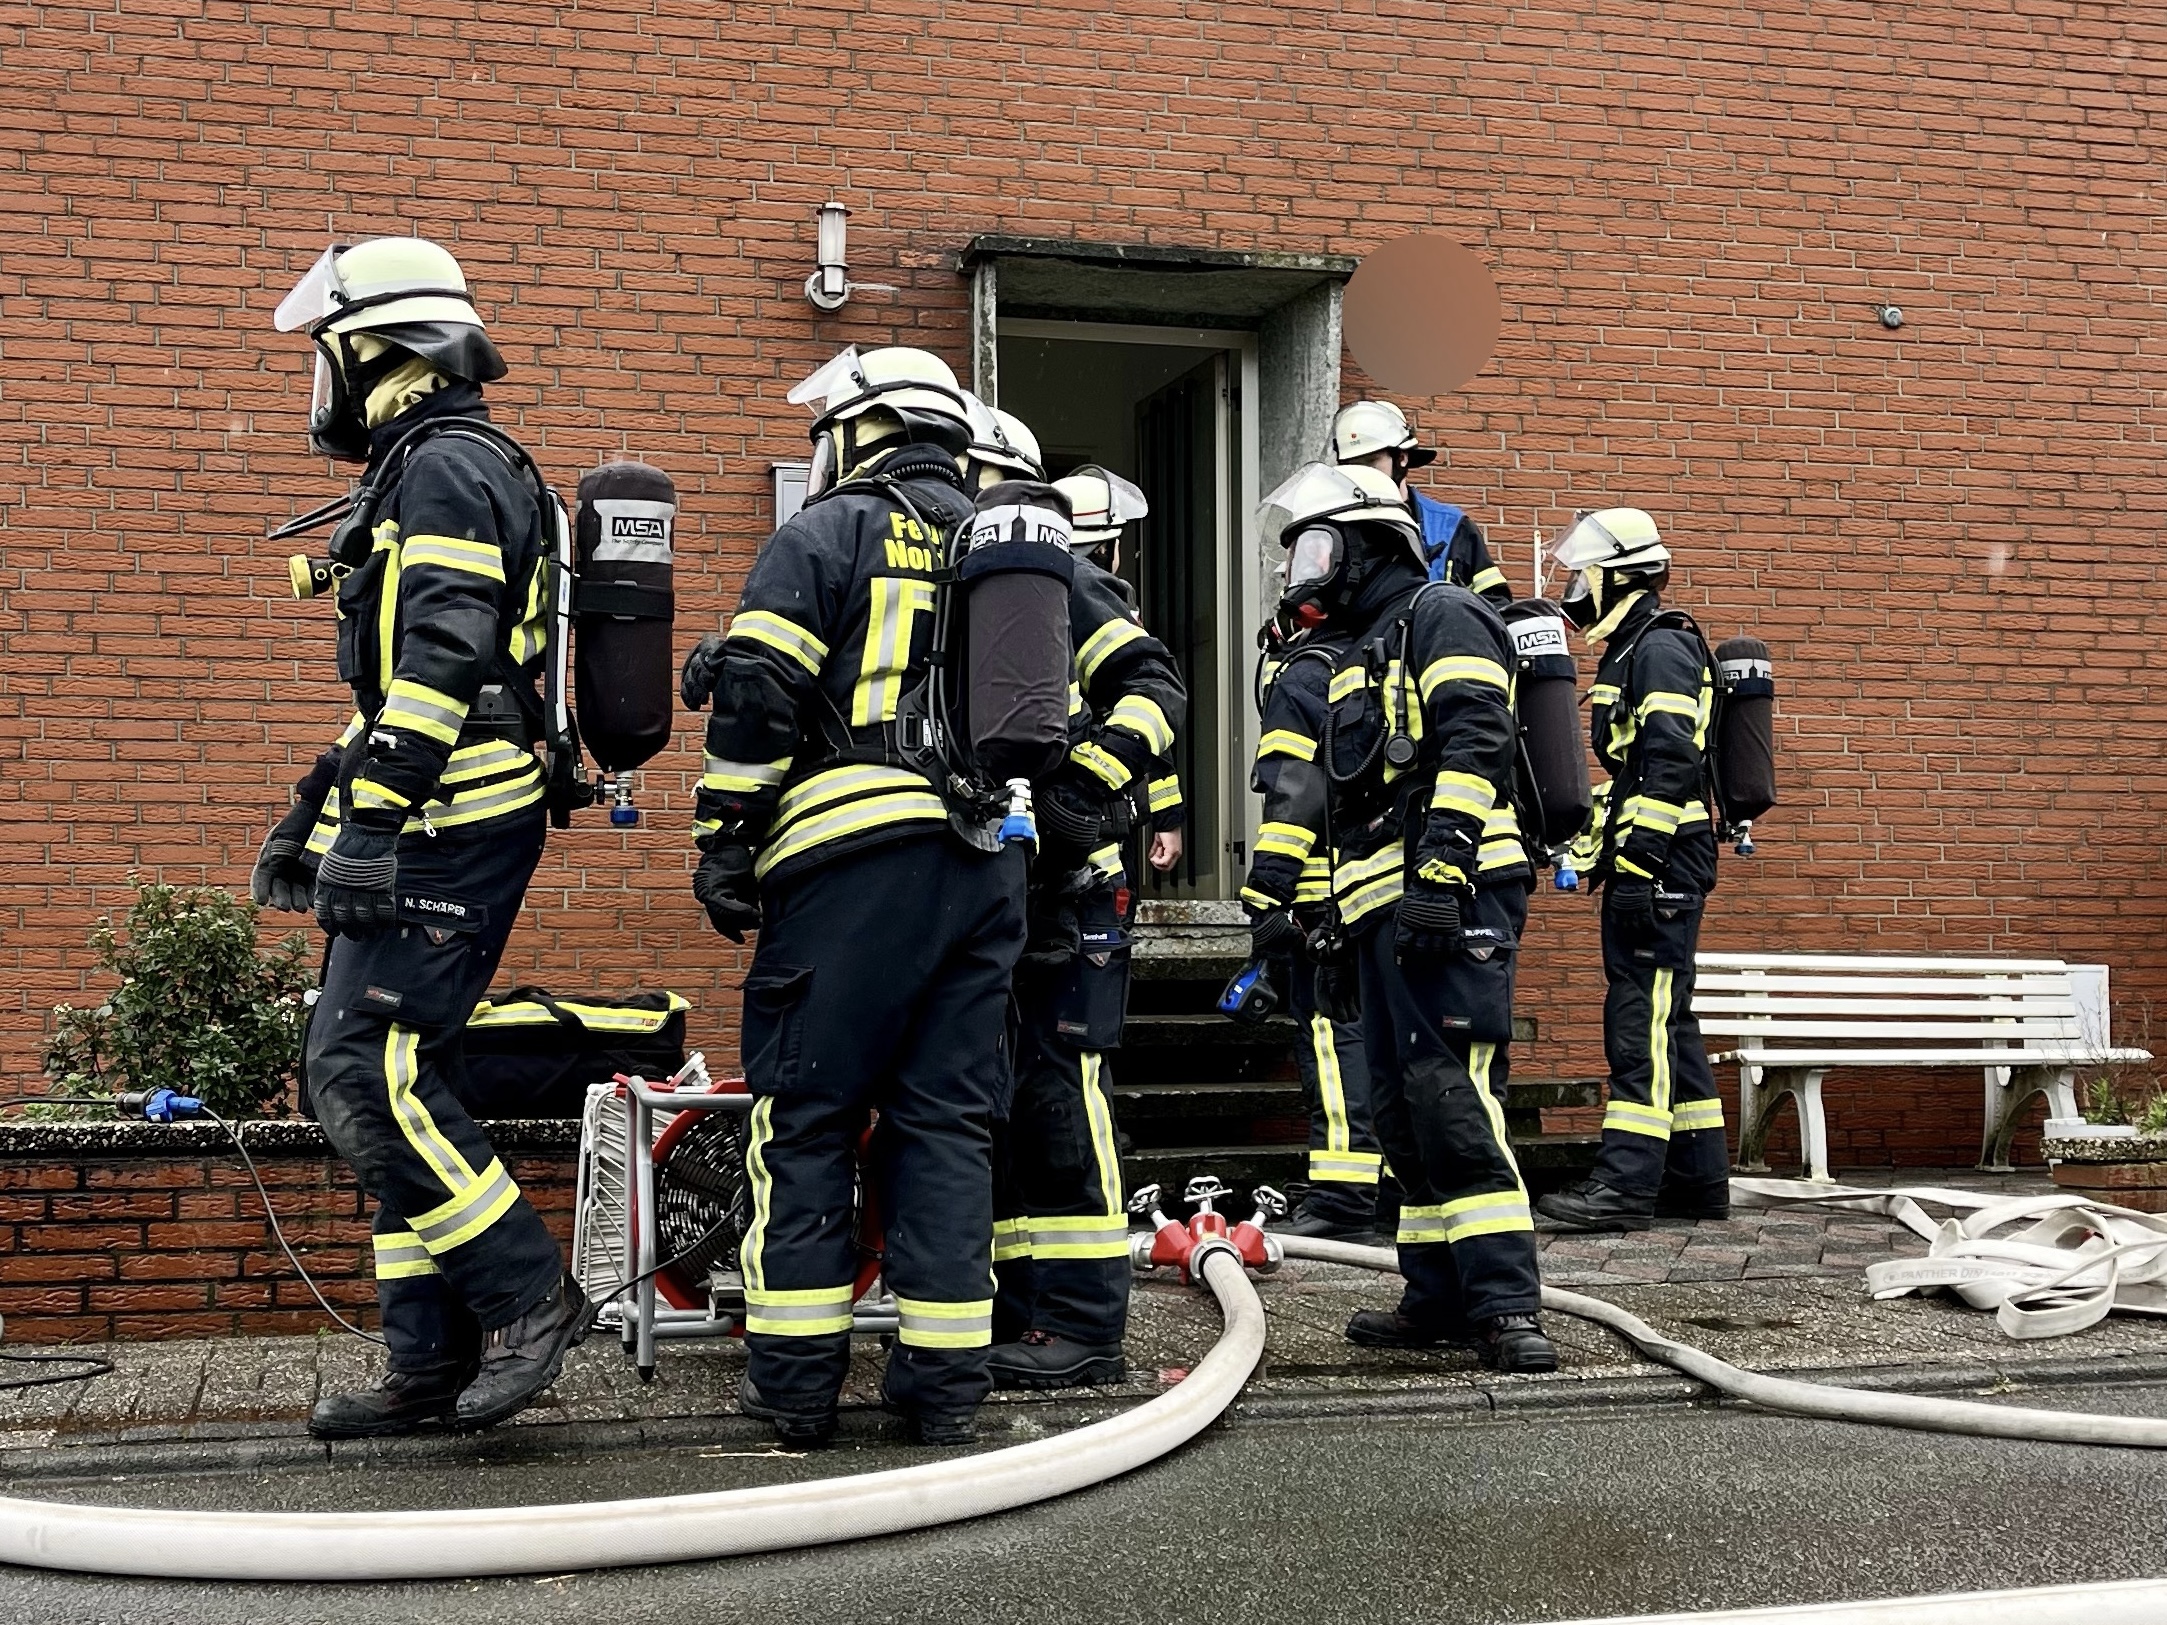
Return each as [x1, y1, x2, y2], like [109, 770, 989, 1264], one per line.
[791, 346, 975, 500]
[1258, 462, 1423, 636]
[274, 239, 505, 464]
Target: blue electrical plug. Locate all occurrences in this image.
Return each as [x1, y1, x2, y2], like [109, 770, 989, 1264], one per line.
[119, 1089, 206, 1123]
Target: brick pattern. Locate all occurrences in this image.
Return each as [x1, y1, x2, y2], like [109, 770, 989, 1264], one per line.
[3, 3, 2163, 1165]
[0, 1154, 575, 1344]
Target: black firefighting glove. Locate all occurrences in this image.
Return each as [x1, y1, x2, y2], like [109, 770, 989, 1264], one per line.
[1314, 961, 1362, 1025]
[692, 842, 761, 942]
[1607, 878, 1658, 938]
[313, 823, 400, 938]
[1394, 882, 1465, 960]
[680, 634, 727, 712]
[1249, 905, 1304, 962]
[250, 801, 322, 915]
[1021, 895, 1082, 972]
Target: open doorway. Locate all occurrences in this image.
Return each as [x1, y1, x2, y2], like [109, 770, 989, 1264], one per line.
[996, 320, 1261, 902]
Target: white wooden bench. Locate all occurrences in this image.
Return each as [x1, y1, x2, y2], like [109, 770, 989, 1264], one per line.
[1693, 953, 2151, 1182]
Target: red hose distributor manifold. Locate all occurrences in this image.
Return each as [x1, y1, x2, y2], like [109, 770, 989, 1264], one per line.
[1128, 1175, 1287, 1283]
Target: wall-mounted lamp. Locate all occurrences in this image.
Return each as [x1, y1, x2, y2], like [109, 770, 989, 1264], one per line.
[806, 202, 850, 311]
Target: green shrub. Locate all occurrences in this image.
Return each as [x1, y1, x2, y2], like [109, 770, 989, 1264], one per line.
[44, 879, 316, 1118]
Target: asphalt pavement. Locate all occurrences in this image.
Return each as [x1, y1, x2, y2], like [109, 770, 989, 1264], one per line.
[7, 1379, 2167, 1624]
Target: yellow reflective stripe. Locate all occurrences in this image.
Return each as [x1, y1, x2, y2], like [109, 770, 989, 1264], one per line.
[1471, 1042, 1525, 1189]
[1605, 1099, 1673, 1139]
[411, 1158, 522, 1255]
[1309, 1150, 1383, 1183]
[1070, 739, 1133, 789]
[1470, 565, 1509, 596]
[348, 780, 411, 813]
[335, 710, 367, 749]
[1437, 1189, 1534, 1241]
[1085, 842, 1126, 886]
[755, 788, 946, 878]
[895, 1295, 994, 1349]
[741, 1097, 774, 1293]
[439, 740, 537, 783]
[1414, 856, 1467, 887]
[508, 558, 548, 664]
[1397, 1204, 1449, 1243]
[1067, 680, 1085, 717]
[1417, 654, 1510, 701]
[744, 1283, 856, 1337]
[400, 533, 506, 583]
[374, 528, 400, 694]
[1256, 728, 1317, 763]
[1328, 666, 1366, 702]
[1080, 1052, 1124, 1220]
[1105, 695, 1175, 755]
[1431, 770, 1496, 819]
[851, 576, 936, 725]
[1294, 856, 1334, 903]
[1637, 691, 1703, 721]
[411, 767, 545, 833]
[1339, 872, 1403, 924]
[379, 677, 468, 746]
[1335, 844, 1405, 924]
[1650, 968, 1675, 1114]
[1255, 822, 1316, 862]
[1590, 683, 1622, 704]
[1148, 775, 1182, 813]
[384, 1027, 475, 1196]
[1076, 616, 1146, 681]
[1673, 1098, 1726, 1133]
[468, 993, 688, 1032]
[1025, 1221, 1130, 1259]
[774, 762, 930, 824]
[703, 755, 791, 794]
[1239, 885, 1284, 911]
[729, 609, 829, 675]
[1314, 1014, 1350, 1154]
[993, 1218, 1031, 1263]
[371, 1230, 439, 1280]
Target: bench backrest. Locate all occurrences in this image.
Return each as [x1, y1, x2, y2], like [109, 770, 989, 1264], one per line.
[1693, 953, 2083, 1050]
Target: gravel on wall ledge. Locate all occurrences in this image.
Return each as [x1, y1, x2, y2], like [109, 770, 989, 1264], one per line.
[0, 1116, 582, 1158]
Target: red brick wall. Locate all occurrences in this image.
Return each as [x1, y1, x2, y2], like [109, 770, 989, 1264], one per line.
[3, 2, 2162, 1163]
[0, 1150, 575, 1343]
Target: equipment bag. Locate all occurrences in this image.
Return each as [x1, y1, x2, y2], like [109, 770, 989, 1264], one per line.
[458, 987, 690, 1119]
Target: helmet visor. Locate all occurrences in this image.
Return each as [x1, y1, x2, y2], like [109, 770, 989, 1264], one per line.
[1099, 469, 1149, 527]
[1559, 566, 1594, 607]
[274, 244, 352, 333]
[788, 346, 864, 410]
[308, 343, 340, 427]
[1285, 526, 1341, 590]
[1548, 511, 1622, 573]
[806, 432, 837, 499]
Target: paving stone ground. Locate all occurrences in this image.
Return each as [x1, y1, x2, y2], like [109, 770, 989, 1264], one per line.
[6, 1169, 2164, 1458]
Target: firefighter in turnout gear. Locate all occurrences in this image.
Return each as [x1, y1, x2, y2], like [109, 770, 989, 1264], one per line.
[1536, 509, 1729, 1233]
[1263, 462, 1557, 1372]
[988, 457, 1187, 1391]
[1330, 399, 1511, 606]
[1241, 625, 1384, 1241]
[255, 238, 586, 1439]
[683, 347, 1036, 1447]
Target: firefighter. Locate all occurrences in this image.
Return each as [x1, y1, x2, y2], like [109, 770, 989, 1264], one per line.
[682, 347, 1035, 1448]
[255, 237, 586, 1438]
[983, 454, 1187, 1390]
[1535, 509, 1729, 1232]
[1239, 621, 1383, 1240]
[1264, 462, 1557, 1371]
[1329, 400, 1512, 605]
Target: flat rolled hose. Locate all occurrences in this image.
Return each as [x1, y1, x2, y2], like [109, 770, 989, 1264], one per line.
[0, 1247, 1265, 1581]
[1540, 1575, 2167, 1624]
[1276, 1236, 2167, 1449]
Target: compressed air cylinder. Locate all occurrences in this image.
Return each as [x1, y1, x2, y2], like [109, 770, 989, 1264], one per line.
[1713, 636, 1777, 825]
[1502, 599, 1592, 848]
[958, 481, 1077, 786]
[573, 461, 678, 776]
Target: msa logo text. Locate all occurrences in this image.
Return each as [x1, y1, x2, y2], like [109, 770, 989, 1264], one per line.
[610, 515, 668, 543]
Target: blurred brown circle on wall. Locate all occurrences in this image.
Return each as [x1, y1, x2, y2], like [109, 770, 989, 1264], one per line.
[1342, 235, 1500, 396]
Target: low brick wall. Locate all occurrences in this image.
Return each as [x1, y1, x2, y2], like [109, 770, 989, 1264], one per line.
[0, 1120, 580, 1345]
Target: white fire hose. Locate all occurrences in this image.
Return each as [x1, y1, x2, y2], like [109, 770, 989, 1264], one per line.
[0, 1239, 1264, 1581]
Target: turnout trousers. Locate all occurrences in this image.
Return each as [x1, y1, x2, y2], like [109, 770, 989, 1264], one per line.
[993, 883, 1133, 1347]
[1589, 887, 1728, 1200]
[1355, 884, 1541, 1327]
[305, 806, 562, 1372]
[739, 834, 1028, 1420]
[1282, 951, 1383, 1223]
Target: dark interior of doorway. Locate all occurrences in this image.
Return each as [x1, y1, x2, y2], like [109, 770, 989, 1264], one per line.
[997, 333, 1229, 900]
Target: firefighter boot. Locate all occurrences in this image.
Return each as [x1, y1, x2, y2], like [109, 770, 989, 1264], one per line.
[308, 1364, 470, 1440]
[986, 1330, 1127, 1391]
[740, 1375, 837, 1449]
[1536, 1178, 1655, 1234]
[1344, 1310, 1476, 1351]
[1476, 1314, 1559, 1374]
[454, 1272, 590, 1430]
[1655, 1177, 1731, 1222]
